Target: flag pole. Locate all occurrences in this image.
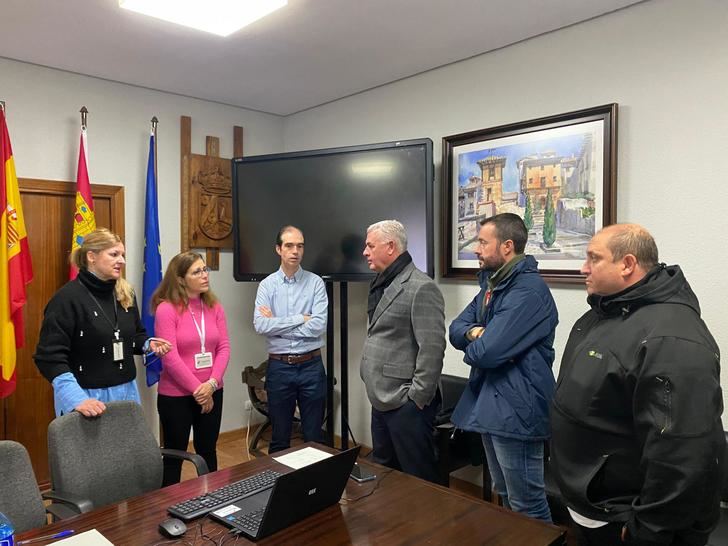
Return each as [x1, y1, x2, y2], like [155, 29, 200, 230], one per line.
[151, 116, 158, 185]
[70, 106, 95, 279]
[142, 117, 163, 386]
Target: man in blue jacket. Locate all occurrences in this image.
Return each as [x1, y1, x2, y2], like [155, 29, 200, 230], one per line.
[449, 213, 558, 522]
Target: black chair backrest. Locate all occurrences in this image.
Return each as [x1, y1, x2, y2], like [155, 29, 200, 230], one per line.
[435, 374, 467, 426]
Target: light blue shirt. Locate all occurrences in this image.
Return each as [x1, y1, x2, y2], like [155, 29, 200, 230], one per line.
[50, 337, 152, 416]
[253, 267, 328, 354]
[51, 372, 141, 417]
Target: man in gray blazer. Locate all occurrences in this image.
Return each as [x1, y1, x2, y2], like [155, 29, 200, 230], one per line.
[360, 220, 445, 483]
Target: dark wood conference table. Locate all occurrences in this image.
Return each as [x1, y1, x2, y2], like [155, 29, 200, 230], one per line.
[19, 443, 565, 545]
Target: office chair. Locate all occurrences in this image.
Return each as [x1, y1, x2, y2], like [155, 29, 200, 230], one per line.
[46, 401, 209, 512]
[0, 440, 47, 532]
[0, 441, 81, 532]
[433, 374, 488, 498]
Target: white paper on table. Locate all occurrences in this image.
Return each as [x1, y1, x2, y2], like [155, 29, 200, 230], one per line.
[51, 529, 115, 545]
[272, 446, 333, 469]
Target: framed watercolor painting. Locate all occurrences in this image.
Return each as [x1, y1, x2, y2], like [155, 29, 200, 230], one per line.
[442, 103, 617, 282]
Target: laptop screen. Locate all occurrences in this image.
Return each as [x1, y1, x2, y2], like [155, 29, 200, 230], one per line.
[211, 446, 361, 540]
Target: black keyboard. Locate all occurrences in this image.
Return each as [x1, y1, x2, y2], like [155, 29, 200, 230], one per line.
[225, 506, 265, 536]
[168, 469, 281, 521]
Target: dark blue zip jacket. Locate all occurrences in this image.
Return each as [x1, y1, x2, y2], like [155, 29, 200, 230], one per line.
[449, 255, 558, 440]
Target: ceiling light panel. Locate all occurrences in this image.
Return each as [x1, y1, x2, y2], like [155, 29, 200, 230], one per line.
[119, 0, 287, 37]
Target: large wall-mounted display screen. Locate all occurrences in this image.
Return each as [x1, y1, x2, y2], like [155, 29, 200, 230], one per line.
[233, 139, 434, 281]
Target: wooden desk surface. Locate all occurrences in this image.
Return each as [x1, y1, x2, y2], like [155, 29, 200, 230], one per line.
[18, 445, 565, 546]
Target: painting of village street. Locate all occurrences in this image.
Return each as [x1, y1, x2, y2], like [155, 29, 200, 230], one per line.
[451, 120, 605, 272]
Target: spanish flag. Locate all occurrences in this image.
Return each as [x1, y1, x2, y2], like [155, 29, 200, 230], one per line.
[0, 108, 33, 398]
[69, 124, 96, 279]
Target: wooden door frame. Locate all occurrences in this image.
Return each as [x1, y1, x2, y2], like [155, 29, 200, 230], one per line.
[18, 178, 125, 239]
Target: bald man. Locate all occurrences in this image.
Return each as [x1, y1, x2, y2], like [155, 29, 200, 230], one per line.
[551, 224, 725, 546]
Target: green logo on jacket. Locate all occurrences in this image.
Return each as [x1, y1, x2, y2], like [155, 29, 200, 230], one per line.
[587, 350, 603, 359]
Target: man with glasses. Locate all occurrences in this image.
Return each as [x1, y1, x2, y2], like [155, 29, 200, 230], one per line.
[449, 213, 558, 521]
[253, 226, 328, 453]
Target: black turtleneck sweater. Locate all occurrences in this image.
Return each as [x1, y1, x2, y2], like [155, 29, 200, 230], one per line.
[34, 269, 148, 389]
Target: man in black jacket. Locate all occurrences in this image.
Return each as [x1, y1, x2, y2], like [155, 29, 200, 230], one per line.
[551, 223, 725, 546]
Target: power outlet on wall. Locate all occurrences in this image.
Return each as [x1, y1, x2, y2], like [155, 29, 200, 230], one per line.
[244, 400, 253, 411]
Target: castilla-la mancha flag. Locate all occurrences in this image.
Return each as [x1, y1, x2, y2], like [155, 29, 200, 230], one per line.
[0, 109, 33, 398]
[69, 125, 96, 279]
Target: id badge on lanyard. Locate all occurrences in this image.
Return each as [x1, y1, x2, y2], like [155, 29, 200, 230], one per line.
[113, 330, 124, 362]
[195, 352, 213, 369]
[190, 301, 212, 369]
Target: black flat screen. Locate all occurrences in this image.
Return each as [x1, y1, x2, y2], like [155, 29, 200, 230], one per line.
[232, 139, 434, 281]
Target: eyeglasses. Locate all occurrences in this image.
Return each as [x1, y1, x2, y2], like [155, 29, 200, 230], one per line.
[189, 266, 211, 278]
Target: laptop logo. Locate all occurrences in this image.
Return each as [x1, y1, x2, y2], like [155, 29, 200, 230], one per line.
[308, 488, 317, 496]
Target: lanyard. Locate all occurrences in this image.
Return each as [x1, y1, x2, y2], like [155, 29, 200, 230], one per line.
[82, 283, 120, 338]
[188, 299, 206, 353]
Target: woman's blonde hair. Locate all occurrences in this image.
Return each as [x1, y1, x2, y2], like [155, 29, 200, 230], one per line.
[151, 251, 218, 313]
[70, 228, 135, 309]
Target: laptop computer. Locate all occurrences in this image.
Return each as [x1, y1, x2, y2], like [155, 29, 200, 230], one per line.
[210, 445, 361, 540]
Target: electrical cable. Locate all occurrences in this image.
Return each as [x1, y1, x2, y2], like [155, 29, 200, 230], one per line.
[339, 468, 394, 504]
[244, 403, 252, 461]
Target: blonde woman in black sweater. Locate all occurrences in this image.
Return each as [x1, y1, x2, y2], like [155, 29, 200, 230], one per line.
[34, 228, 170, 417]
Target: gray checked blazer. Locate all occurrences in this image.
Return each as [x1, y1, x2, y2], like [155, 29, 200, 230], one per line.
[360, 262, 445, 412]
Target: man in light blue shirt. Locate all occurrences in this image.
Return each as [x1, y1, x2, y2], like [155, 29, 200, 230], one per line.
[253, 226, 328, 453]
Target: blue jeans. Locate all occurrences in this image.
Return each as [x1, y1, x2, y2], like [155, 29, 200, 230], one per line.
[481, 433, 551, 522]
[265, 356, 326, 453]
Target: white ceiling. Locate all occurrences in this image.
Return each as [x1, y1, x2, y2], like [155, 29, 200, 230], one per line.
[0, 0, 644, 116]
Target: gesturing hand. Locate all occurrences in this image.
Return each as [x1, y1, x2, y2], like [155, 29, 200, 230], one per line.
[150, 338, 172, 356]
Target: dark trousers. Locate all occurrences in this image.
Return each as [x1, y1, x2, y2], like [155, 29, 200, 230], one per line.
[370, 391, 440, 483]
[572, 521, 625, 546]
[265, 356, 326, 454]
[571, 516, 705, 546]
[158, 389, 223, 486]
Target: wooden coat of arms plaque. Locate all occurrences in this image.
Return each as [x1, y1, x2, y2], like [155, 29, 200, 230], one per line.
[180, 116, 243, 269]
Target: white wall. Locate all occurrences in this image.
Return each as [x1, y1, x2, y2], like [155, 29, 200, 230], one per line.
[4, 0, 728, 451]
[284, 0, 728, 447]
[0, 56, 283, 433]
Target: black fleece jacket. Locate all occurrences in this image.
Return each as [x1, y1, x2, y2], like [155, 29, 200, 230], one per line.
[34, 269, 148, 389]
[551, 264, 725, 546]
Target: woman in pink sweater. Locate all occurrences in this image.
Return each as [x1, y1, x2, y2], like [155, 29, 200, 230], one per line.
[151, 251, 230, 485]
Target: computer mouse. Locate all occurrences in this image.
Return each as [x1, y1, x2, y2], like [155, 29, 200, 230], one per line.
[159, 517, 187, 538]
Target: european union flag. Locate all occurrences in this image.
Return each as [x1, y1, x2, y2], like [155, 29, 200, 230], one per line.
[142, 132, 163, 386]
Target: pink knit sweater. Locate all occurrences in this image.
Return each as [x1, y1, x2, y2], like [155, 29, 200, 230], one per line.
[155, 298, 230, 397]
